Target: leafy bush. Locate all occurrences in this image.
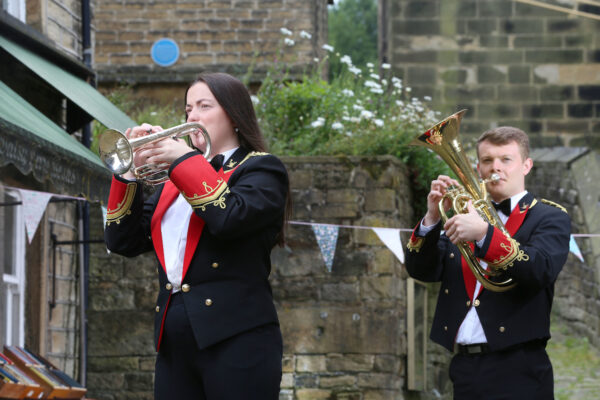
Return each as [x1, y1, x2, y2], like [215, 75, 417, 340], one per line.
[251, 28, 451, 218]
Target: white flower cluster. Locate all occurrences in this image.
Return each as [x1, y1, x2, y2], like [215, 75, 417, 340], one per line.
[272, 28, 438, 138]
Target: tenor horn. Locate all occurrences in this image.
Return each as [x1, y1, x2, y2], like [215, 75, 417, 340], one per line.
[410, 109, 516, 292]
[99, 122, 212, 185]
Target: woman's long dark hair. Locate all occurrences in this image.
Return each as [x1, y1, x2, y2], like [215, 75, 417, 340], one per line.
[185, 72, 291, 246]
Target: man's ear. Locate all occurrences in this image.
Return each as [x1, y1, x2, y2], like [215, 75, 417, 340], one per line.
[522, 158, 533, 176]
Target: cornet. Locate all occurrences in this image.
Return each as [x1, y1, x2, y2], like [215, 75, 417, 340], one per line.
[98, 122, 212, 185]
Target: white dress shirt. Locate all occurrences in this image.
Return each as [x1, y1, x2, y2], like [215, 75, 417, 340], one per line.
[161, 147, 238, 292]
[418, 190, 527, 344]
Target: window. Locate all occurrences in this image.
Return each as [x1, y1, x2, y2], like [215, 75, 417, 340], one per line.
[1, 189, 26, 346]
[2, 0, 26, 22]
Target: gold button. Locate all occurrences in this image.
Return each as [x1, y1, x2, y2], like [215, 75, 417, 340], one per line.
[474, 299, 480, 307]
[155, 306, 160, 312]
[205, 298, 213, 306]
[444, 289, 449, 294]
[499, 326, 505, 333]
[182, 284, 190, 292]
[466, 300, 471, 307]
[444, 326, 448, 331]
[449, 253, 455, 259]
[165, 283, 173, 290]
[212, 262, 219, 268]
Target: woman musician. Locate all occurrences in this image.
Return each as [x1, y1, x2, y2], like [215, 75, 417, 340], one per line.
[104, 72, 290, 400]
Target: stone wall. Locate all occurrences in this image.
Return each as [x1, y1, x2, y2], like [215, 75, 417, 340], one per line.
[526, 148, 600, 347]
[382, 0, 600, 151]
[26, 0, 88, 58]
[86, 156, 422, 400]
[93, 0, 330, 94]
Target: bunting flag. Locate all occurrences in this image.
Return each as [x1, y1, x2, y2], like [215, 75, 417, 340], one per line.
[311, 224, 339, 272]
[17, 189, 53, 243]
[372, 227, 404, 264]
[569, 235, 584, 262]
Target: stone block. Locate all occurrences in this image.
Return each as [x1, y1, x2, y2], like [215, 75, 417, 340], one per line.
[547, 18, 581, 33]
[480, 35, 509, 48]
[508, 65, 531, 84]
[568, 104, 594, 118]
[525, 50, 583, 64]
[327, 354, 374, 372]
[125, 372, 154, 391]
[405, 1, 439, 18]
[458, 50, 522, 64]
[478, 104, 520, 119]
[466, 19, 497, 35]
[479, 0, 513, 17]
[295, 373, 318, 387]
[281, 372, 294, 388]
[477, 65, 507, 83]
[296, 389, 331, 400]
[578, 85, 600, 101]
[279, 307, 401, 354]
[364, 189, 396, 212]
[319, 374, 357, 388]
[362, 389, 401, 400]
[360, 276, 401, 300]
[501, 18, 544, 34]
[522, 104, 564, 119]
[321, 282, 360, 302]
[374, 355, 400, 373]
[394, 20, 440, 35]
[368, 250, 395, 275]
[282, 354, 295, 372]
[514, 36, 562, 48]
[89, 287, 136, 311]
[296, 355, 327, 372]
[357, 372, 401, 390]
[440, 69, 468, 84]
[540, 86, 574, 101]
[87, 372, 126, 390]
[406, 66, 436, 85]
[327, 189, 361, 204]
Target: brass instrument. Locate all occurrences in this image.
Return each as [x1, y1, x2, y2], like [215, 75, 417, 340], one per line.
[409, 109, 516, 292]
[98, 122, 212, 185]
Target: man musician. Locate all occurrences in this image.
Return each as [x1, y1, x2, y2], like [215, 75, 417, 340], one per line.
[405, 126, 570, 399]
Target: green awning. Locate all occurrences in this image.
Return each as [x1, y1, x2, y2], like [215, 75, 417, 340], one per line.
[0, 81, 104, 167]
[0, 81, 111, 200]
[0, 34, 135, 132]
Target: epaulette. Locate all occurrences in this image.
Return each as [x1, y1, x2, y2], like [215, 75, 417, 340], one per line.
[541, 199, 568, 214]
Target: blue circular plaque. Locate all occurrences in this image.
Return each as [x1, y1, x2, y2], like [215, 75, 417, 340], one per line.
[151, 38, 180, 67]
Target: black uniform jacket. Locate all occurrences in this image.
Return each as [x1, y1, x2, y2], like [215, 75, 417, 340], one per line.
[405, 193, 571, 352]
[104, 147, 288, 352]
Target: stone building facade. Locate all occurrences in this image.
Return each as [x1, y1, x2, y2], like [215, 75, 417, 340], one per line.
[26, 0, 88, 58]
[93, 0, 331, 103]
[380, 0, 600, 151]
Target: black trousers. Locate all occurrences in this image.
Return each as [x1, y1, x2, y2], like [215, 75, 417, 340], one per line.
[449, 341, 554, 400]
[154, 293, 283, 400]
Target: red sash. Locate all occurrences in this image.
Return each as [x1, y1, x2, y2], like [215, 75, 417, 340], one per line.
[461, 203, 530, 300]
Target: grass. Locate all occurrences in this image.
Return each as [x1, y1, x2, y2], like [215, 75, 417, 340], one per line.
[548, 322, 600, 399]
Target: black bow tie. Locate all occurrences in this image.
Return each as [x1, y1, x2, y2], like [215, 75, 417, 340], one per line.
[492, 198, 512, 216]
[210, 154, 224, 171]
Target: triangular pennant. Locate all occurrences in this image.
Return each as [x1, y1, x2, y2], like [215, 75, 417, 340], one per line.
[17, 189, 53, 243]
[372, 227, 404, 264]
[311, 224, 339, 272]
[569, 235, 584, 262]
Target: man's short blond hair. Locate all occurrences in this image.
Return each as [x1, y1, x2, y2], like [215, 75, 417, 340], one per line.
[476, 126, 530, 160]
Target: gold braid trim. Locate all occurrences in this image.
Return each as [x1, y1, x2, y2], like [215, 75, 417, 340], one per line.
[188, 151, 270, 210]
[406, 236, 425, 253]
[106, 183, 137, 225]
[489, 236, 529, 270]
[541, 199, 568, 213]
[184, 178, 230, 211]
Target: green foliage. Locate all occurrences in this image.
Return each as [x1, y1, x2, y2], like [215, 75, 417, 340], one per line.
[328, 0, 378, 79]
[253, 29, 450, 218]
